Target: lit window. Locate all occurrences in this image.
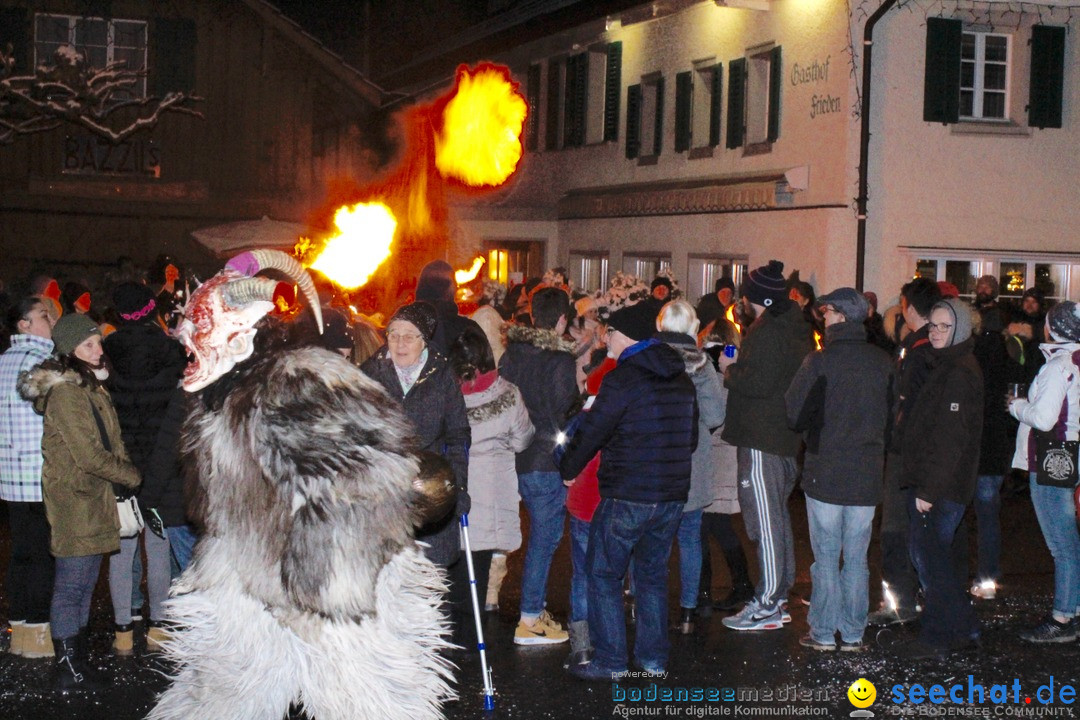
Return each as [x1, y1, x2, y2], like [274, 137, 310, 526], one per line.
[688, 257, 746, 301]
[34, 13, 148, 98]
[960, 31, 1009, 120]
[622, 253, 671, 280]
[569, 252, 609, 293]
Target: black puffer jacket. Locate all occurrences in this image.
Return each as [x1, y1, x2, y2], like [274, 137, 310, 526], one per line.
[973, 327, 1012, 475]
[901, 338, 983, 505]
[559, 339, 697, 504]
[722, 299, 815, 457]
[362, 347, 471, 566]
[137, 386, 188, 527]
[499, 325, 578, 475]
[103, 323, 186, 475]
[785, 320, 895, 506]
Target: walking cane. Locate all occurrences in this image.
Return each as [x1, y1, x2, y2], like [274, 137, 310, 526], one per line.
[459, 513, 496, 711]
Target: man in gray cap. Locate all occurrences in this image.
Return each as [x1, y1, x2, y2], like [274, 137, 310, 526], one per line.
[785, 288, 895, 651]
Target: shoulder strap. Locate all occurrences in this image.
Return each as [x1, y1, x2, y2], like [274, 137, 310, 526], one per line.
[88, 398, 112, 453]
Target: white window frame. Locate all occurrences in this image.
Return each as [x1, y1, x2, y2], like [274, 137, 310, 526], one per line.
[745, 49, 772, 147]
[34, 13, 148, 98]
[911, 252, 1077, 302]
[622, 253, 671, 281]
[690, 60, 716, 152]
[688, 256, 747, 303]
[568, 251, 609, 293]
[639, 73, 662, 159]
[960, 30, 1010, 121]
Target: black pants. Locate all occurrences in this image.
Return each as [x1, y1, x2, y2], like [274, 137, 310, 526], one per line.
[5, 501, 54, 623]
[700, 512, 750, 593]
[880, 454, 919, 609]
[446, 549, 493, 648]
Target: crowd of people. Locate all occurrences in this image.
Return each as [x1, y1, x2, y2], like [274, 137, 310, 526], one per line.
[0, 252, 1078, 693]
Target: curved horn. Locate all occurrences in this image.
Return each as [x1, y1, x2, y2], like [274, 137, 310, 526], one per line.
[222, 277, 282, 307]
[225, 249, 323, 333]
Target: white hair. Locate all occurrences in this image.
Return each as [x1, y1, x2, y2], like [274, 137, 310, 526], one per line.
[657, 299, 700, 336]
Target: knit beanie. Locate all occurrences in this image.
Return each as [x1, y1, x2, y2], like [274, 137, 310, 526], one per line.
[52, 313, 101, 356]
[931, 297, 972, 347]
[607, 300, 660, 342]
[112, 282, 158, 324]
[389, 301, 438, 342]
[742, 260, 787, 308]
[976, 275, 999, 298]
[1047, 301, 1080, 343]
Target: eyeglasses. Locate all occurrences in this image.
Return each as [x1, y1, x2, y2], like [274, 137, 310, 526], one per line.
[927, 322, 954, 333]
[387, 332, 423, 344]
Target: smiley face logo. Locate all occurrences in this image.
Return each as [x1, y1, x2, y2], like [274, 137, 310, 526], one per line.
[848, 678, 876, 708]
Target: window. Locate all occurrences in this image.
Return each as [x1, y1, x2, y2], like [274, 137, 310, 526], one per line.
[675, 62, 722, 154]
[726, 46, 781, 152]
[688, 256, 747, 301]
[35, 13, 147, 98]
[913, 254, 1074, 303]
[543, 43, 620, 150]
[626, 74, 663, 160]
[622, 253, 671, 280]
[569, 252, 609, 293]
[960, 31, 1009, 120]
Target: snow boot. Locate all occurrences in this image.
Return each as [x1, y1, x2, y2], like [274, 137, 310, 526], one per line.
[53, 636, 104, 694]
[113, 623, 134, 656]
[21, 622, 54, 659]
[485, 553, 507, 612]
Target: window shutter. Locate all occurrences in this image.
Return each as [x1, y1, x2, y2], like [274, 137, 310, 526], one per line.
[0, 8, 30, 73]
[653, 75, 664, 156]
[604, 42, 622, 142]
[565, 52, 588, 147]
[923, 17, 961, 124]
[151, 18, 197, 96]
[525, 64, 541, 151]
[726, 58, 746, 149]
[545, 58, 561, 150]
[1029, 25, 1065, 129]
[674, 71, 692, 152]
[767, 45, 782, 142]
[709, 63, 723, 147]
[626, 83, 641, 159]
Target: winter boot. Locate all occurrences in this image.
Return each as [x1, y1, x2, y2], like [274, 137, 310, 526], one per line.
[562, 620, 593, 669]
[53, 636, 104, 694]
[714, 546, 754, 611]
[672, 608, 695, 635]
[8, 621, 25, 656]
[146, 623, 170, 652]
[21, 622, 54, 659]
[112, 623, 134, 657]
[485, 553, 507, 612]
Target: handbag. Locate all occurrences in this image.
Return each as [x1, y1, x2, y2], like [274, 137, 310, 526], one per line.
[88, 399, 144, 538]
[1034, 431, 1080, 488]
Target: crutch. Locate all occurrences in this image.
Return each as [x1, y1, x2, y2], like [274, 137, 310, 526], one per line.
[459, 513, 496, 711]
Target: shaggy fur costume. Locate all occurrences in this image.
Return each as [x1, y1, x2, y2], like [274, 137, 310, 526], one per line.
[149, 342, 456, 720]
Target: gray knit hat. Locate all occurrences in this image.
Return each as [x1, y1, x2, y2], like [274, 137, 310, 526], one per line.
[52, 313, 101, 356]
[1047, 301, 1080, 343]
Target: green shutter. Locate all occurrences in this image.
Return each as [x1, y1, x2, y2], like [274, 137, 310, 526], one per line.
[626, 83, 641, 159]
[653, 76, 665, 156]
[545, 58, 561, 150]
[569, 53, 588, 147]
[674, 71, 692, 152]
[1029, 25, 1065, 129]
[726, 58, 745, 149]
[709, 63, 723, 147]
[604, 42, 622, 142]
[923, 17, 962, 124]
[525, 64, 541, 151]
[0, 8, 30, 73]
[767, 45, 782, 142]
[151, 18, 197, 95]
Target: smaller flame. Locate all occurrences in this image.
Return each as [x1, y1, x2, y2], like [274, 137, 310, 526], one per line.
[455, 256, 486, 284]
[310, 202, 397, 290]
[725, 304, 742, 334]
[813, 331, 823, 350]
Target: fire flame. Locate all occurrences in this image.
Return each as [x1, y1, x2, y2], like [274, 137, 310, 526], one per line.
[455, 256, 486, 284]
[435, 64, 527, 188]
[725, 304, 742, 334]
[814, 331, 823, 350]
[309, 202, 398, 290]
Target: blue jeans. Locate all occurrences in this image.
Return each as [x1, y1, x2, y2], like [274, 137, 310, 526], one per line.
[569, 516, 590, 623]
[587, 498, 682, 673]
[1030, 474, 1080, 617]
[909, 496, 978, 647]
[518, 471, 567, 617]
[167, 524, 199, 576]
[51, 554, 103, 640]
[973, 474, 1003, 583]
[805, 497, 874, 644]
[676, 509, 703, 609]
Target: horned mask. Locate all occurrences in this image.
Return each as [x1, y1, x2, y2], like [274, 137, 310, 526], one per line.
[177, 250, 322, 392]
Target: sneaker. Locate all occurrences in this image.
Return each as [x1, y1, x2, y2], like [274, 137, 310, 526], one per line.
[632, 661, 666, 677]
[840, 638, 868, 652]
[970, 580, 997, 600]
[721, 601, 784, 631]
[514, 613, 569, 646]
[568, 661, 628, 682]
[798, 633, 836, 652]
[1019, 615, 1078, 644]
[867, 605, 919, 627]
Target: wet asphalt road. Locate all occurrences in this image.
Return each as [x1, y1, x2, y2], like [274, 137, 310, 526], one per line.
[2, 487, 1079, 719]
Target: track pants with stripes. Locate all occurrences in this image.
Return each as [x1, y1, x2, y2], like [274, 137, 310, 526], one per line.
[736, 447, 798, 610]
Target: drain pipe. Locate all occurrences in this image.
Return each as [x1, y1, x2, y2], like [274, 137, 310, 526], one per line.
[855, 0, 897, 292]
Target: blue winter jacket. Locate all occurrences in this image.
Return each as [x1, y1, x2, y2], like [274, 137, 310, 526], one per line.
[558, 339, 697, 503]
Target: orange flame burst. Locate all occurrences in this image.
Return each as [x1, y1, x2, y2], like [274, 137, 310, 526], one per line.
[455, 256, 486, 284]
[435, 64, 527, 188]
[725, 304, 742, 334]
[309, 202, 398, 290]
[814, 331, 823, 351]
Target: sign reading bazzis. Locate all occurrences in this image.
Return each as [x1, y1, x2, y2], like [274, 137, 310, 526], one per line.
[791, 55, 842, 120]
[63, 135, 161, 177]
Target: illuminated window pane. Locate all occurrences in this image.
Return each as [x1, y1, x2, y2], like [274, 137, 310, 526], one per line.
[999, 262, 1026, 297]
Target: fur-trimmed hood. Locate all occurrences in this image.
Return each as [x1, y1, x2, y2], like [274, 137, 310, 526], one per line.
[657, 331, 709, 374]
[504, 324, 575, 353]
[17, 360, 87, 414]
